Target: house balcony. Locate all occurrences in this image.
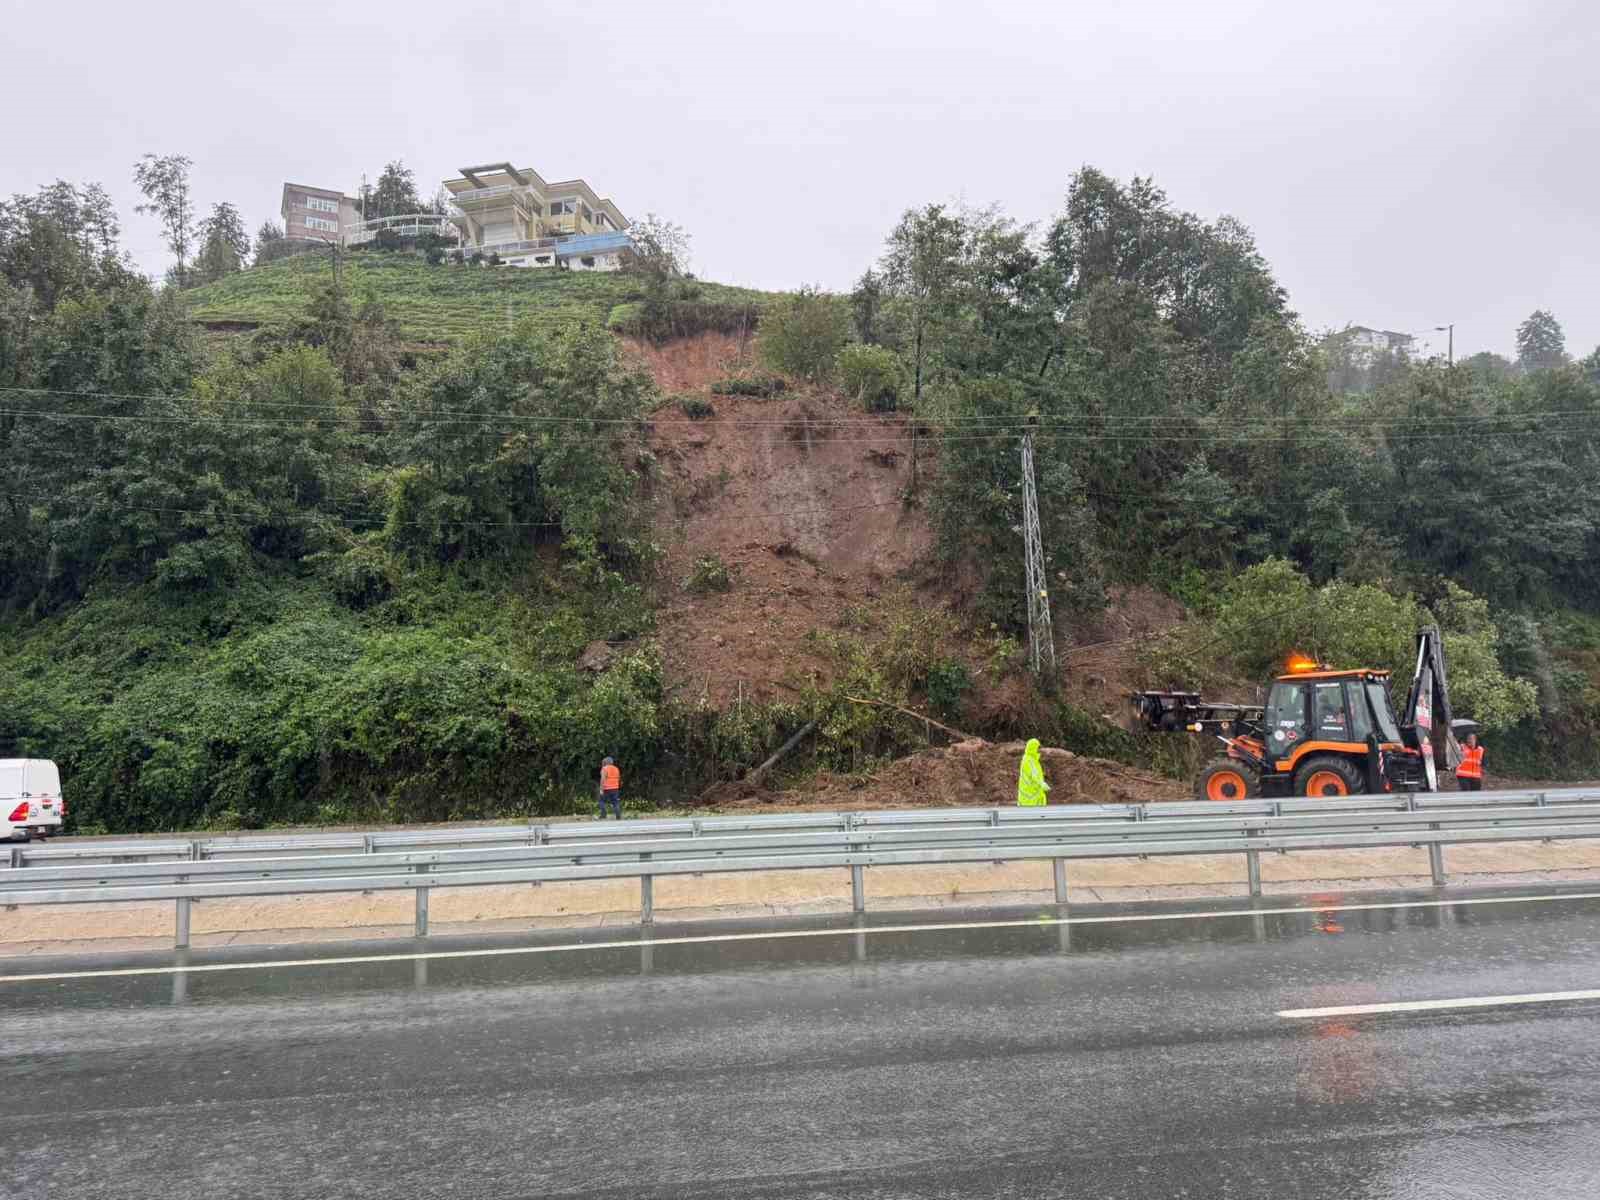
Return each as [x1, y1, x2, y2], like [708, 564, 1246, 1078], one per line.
[447, 184, 539, 220]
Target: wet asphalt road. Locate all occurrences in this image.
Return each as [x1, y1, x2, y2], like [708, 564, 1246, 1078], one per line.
[3, 887, 1600, 1199]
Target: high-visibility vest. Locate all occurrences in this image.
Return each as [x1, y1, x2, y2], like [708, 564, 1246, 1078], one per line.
[600, 763, 621, 790]
[1456, 745, 1484, 779]
[1017, 760, 1048, 806]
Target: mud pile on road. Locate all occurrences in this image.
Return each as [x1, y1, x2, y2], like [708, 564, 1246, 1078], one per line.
[704, 738, 1186, 810]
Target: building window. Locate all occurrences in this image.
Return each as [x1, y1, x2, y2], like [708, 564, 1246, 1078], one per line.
[579, 203, 593, 222]
[580, 256, 596, 267]
[305, 196, 339, 213]
[304, 216, 338, 233]
[550, 199, 575, 215]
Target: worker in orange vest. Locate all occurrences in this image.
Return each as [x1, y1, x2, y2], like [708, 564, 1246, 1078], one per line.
[1456, 733, 1485, 792]
[598, 756, 623, 819]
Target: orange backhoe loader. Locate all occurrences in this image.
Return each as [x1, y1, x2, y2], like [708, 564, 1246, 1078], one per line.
[1132, 626, 1475, 800]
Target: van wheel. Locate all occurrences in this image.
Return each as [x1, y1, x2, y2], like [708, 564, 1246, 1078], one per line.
[1197, 761, 1258, 801]
[1294, 755, 1363, 797]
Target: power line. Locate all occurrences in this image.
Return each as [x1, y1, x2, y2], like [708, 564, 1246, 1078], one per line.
[6, 405, 1599, 445]
[4, 386, 1597, 430]
[0, 489, 913, 533]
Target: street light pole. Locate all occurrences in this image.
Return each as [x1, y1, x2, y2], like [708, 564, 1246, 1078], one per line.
[1435, 323, 1454, 366]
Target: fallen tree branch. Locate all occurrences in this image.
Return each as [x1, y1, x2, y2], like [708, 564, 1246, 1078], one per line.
[746, 720, 818, 790]
[842, 696, 980, 744]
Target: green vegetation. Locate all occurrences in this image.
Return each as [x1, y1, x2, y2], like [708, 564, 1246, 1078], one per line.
[757, 285, 850, 382]
[185, 251, 771, 344]
[710, 372, 785, 398]
[843, 169, 1600, 770]
[4, 159, 1600, 837]
[1140, 560, 1538, 731]
[837, 343, 902, 412]
[681, 555, 733, 594]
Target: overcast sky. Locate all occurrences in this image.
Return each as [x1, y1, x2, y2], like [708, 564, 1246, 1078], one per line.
[4, 0, 1595, 360]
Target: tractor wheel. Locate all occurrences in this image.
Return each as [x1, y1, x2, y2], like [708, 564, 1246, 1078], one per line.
[1197, 761, 1258, 802]
[1294, 755, 1363, 798]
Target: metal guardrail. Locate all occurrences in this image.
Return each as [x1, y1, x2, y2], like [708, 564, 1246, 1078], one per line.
[4, 788, 1599, 947]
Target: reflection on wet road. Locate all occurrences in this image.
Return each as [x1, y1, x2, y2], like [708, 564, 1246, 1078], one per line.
[3, 887, 1598, 1198]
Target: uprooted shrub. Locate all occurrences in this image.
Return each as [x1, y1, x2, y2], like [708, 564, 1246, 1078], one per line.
[711, 373, 786, 398]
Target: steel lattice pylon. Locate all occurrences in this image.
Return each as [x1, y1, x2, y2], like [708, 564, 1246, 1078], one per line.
[1020, 430, 1056, 678]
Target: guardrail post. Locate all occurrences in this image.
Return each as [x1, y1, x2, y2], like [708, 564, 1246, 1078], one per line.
[849, 814, 866, 914]
[1053, 858, 1068, 906]
[414, 864, 430, 937]
[640, 852, 654, 926]
[530, 824, 547, 886]
[1246, 846, 1263, 898]
[1408, 793, 1447, 886]
[173, 841, 199, 949]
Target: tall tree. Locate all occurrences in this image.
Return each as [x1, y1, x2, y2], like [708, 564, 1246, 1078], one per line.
[1516, 309, 1566, 371]
[620, 213, 689, 280]
[370, 160, 421, 218]
[80, 183, 120, 258]
[193, 202, 251, 284]
[133, 153, 195, 282]
[0, 180, 132, 309]
[878, 203, 969, 408]
[254, 220, 283, 258]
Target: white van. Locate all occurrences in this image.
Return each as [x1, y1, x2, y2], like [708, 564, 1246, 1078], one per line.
[1, 759, 65, 841]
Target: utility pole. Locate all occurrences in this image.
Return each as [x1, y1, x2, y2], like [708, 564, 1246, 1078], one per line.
[1434, 323, 1453, 366]
[1021, 420, 1056, 680]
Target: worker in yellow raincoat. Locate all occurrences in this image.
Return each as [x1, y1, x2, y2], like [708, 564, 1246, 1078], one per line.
[1016, 738, 1050, 806]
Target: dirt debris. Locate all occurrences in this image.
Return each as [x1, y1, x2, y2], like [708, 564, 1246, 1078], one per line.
[699, 738, 1185, 810]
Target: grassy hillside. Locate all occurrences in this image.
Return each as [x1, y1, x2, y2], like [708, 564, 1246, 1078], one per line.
[182, 250, 771, 343]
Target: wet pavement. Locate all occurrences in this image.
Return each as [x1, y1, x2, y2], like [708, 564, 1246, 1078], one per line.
[2, 886, 1599, 1198]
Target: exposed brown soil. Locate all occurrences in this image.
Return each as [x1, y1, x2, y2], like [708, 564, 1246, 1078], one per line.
[699, 738, 1186, 809]
[630, 334, 1203, 717]
[621, 331, 757, 393]
[639, 342, 934, 706]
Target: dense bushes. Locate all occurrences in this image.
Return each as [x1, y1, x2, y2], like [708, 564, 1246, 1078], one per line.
[837, 343, 902, 411]
[608, 295, 760, 342]
[0, 579, 668, 829]
[710, 372, 785, 398]
[1138, 560, 1539, 731]
[756, 286, 849, 382]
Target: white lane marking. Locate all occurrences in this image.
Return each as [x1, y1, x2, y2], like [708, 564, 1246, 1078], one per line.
[1280, 989, 1600, 1019]
[4, 889, 1600, 985]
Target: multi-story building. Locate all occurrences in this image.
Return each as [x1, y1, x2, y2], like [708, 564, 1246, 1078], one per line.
[1344, 326, 1415, 356]
[279, 183, 362, 243]
[442, 162, 631, 270]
